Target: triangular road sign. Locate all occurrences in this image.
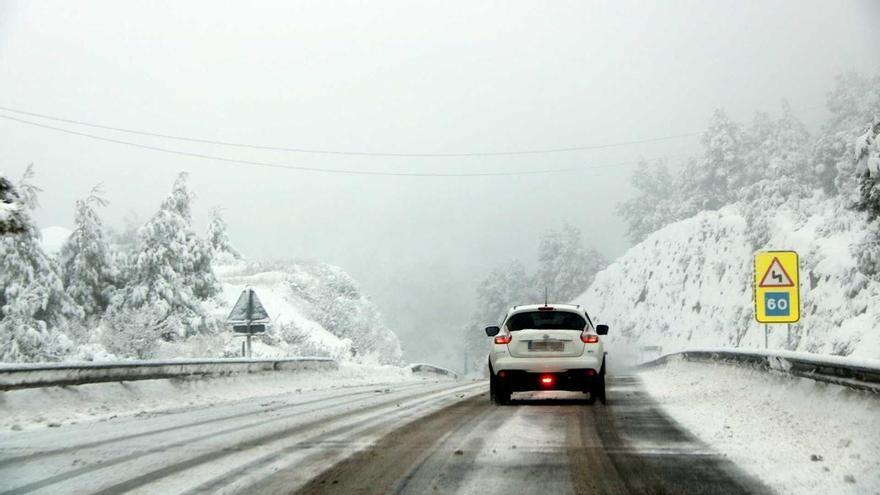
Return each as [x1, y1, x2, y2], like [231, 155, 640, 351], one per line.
[759, 257, 794, 287]
[226, 288, 270, 323]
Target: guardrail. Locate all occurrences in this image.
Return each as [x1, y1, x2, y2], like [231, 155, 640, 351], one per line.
[640, 348, 880, 394]
[409, 363, 459, 380]
[0, 357, 338, 391]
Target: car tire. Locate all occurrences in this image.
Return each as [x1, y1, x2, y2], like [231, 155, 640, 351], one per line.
[490, 373, 510, 405]
[596, 363, 607, 405]
[494, 387, 511, 405]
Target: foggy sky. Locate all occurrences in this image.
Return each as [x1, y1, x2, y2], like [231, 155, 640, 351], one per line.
[1, 0, 878, 365]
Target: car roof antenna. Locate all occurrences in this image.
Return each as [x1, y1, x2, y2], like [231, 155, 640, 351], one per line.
[544, 287, 548, 306]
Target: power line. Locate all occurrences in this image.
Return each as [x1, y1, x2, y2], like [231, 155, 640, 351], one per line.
[0, 113, 672, 178]
[0, 105, 699, 158]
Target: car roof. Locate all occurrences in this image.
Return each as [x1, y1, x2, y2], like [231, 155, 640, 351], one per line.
[506, 303, 584, 315]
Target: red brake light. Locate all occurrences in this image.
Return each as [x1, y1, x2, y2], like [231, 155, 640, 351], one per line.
[581, 333, 599, 344]
[494, 334, 512, 345]
[541, 376, 554, 385]
[538, 306, 555, 311]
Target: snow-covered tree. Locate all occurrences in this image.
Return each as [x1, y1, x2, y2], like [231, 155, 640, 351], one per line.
[464, 260, 535, 372]
[0, 165, 82, 362]
[679, 109, 748, 213]
[851, 119, 880, 277]
[741, 102, 813, 247]
[114, 172, 220, 340]
[59, 185, 118, 318]
[815, 73, 880, 194]
[0, 174, 27, 236]
[206, 208, 241, 261]
[619, 160, 681, 243]
[853, 119, 880, 220]
[534, 224, 606, 301]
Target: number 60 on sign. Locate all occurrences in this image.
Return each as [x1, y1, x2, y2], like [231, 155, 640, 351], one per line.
[754, 251, 800, 323]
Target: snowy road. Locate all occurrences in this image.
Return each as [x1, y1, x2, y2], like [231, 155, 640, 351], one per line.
[0, 377, 767, 494]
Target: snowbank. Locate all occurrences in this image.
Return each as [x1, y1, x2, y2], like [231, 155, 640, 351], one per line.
[640, 359, 880, 494]
[575, 198, 880, 360]
[0, 362, 429, 432]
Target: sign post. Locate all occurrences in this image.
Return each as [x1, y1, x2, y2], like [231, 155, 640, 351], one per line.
[754, 251, 800, 348]
[226, 288, 270, 358]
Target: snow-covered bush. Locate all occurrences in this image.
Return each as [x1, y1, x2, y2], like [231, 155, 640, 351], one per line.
[99, 305, 166, 360]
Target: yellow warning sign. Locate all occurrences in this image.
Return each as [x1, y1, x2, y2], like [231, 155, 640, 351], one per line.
[754, 251, 799, 323]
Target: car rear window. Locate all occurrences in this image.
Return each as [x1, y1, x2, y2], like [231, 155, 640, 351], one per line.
[505, 311, 587, 331]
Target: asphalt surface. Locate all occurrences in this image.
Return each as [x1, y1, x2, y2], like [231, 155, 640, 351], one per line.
[0, 376, 769, 494]
[293, 376, 769, 495]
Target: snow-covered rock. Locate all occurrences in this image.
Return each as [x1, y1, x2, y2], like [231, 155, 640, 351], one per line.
[575, 197, 880, 360]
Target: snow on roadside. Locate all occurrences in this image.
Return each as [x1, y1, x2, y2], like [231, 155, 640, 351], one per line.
[639, 360, 880, 494]
[0, 363, 441, 432]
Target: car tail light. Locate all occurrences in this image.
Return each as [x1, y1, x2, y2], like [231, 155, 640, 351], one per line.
[586, 369, 596, 377]
[541, 375, 554, 385]
[581, 333, 599, 344]
[494, 334, 512, 345]
[538, 306, 555, 311]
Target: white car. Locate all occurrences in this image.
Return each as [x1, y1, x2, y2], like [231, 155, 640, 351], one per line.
[485, 303, 608, 405]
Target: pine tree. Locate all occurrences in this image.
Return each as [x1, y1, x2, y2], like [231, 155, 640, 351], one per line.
[0, 174, 27, 235]
[206, 208, 241, 262]
[0, 165, 82, 362]
[116, 172, 220, 340]
[59, 185, 118, 318]
[535, 224, 606, 301]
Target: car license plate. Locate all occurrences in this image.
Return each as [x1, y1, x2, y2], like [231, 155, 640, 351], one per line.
[529, 341, 564, 352]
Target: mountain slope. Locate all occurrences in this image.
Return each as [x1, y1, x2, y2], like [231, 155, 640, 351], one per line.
[575, 197, 880, 360]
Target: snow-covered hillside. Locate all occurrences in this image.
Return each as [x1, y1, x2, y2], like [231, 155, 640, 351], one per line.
[212, 259, 403, 365]
[575, 196, 880, 360]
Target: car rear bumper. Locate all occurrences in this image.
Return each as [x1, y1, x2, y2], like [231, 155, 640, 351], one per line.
[491, 354, 603, 374]
[494, 369, 602, 392]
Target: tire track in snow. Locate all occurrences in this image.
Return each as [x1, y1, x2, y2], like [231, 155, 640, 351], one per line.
[181, 382, 490, 494]
[0, 382, 452, 494]
[0, 383, 423, 467]
[85, 382, 483, 495]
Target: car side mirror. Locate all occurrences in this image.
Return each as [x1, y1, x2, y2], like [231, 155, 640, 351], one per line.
[596, 324, 609, 335]
[485, 326, 501, 337]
